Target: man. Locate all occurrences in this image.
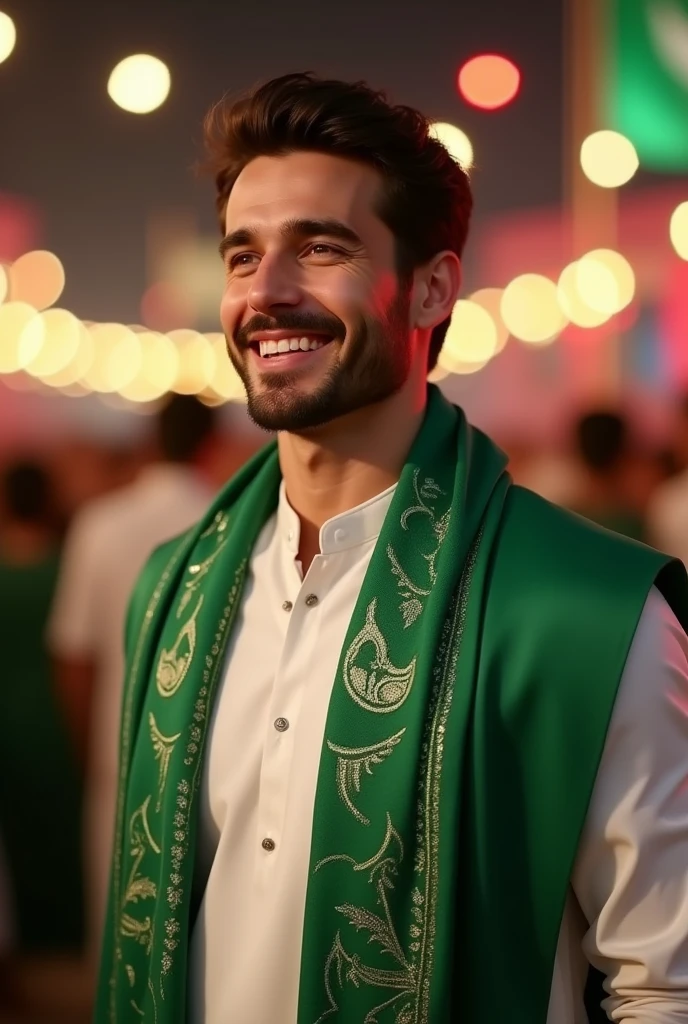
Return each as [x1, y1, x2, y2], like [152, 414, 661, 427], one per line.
[96, 74, 688, 1023]
[48, 395, 217, 964]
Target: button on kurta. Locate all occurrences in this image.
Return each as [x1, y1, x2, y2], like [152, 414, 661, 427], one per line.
[261, 838, 276, 852]
[282, 600, 293, 612]
[305, 594, 319, 607]
[274, 717, 289, 733]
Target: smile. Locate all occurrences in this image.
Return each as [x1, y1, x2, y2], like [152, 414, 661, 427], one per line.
[256, 336, 330, 358]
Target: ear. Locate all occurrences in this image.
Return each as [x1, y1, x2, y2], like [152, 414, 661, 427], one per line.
[411, 251, 462, 330]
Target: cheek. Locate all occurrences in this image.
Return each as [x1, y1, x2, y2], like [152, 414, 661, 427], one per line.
[370, 271, 402, 314]
[219, 283, 244, 336]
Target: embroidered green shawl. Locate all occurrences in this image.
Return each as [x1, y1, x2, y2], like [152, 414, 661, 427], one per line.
[96, 386, 687, 1023]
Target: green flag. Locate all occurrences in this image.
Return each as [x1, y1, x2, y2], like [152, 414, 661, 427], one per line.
[605, 0, 688, 170]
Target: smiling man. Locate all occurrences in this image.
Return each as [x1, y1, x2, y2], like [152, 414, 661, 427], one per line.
[96, 74, 688, 1024]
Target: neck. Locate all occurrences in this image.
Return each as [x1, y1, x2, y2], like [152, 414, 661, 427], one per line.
[278, 381, 427, 568]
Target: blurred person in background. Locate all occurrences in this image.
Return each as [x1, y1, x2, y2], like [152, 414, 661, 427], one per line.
[0, 461, 84, 957]
[95, 73, 688, 1024]
[48, 395, 218, 968]
[649, 395, 688, 566]
[571, 409, 647, 541]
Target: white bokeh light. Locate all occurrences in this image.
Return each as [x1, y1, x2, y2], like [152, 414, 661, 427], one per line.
[430, 122, 474, 170]
[107, 54, 171, 114]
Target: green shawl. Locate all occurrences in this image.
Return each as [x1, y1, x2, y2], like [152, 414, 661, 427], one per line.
[96, 386, 687, 1023]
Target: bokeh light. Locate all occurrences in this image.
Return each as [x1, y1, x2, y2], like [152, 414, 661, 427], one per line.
[458, 55, 521, 110]
[557, 263, 612, 328]
[438, 300, 498, 374]
[119, 331, 180, 402]
[20, 308, 82, 378]
[83, 323, 142, 392]
[670, 202, 688, 261]
[169, 329, 215, 394]
[8, 250, 65, 310]
[468, 288, 510, 353]
[575, 249, 635, 315]
[41, 321, 94, 389]
[0, 265, 8, 305]
[0, 11, 16, 64]
[0, 303, 43, 374]
[206, 333, 246, 402]
[430, 122, 474, 170]
[107, 54, 171, 114]
[500, 274, 567, 344]
[580, 130, 639, 188]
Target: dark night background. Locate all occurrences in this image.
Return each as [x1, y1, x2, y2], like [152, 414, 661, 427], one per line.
[0, 0, 564, 325]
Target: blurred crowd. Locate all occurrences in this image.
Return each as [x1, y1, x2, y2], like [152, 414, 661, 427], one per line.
[2, 393, 688, 1021]
[0, 396, 257, 1023]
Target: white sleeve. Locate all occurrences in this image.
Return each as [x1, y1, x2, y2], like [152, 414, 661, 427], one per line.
[47, 509, 103, 658]
[571, 586, 688, 1021]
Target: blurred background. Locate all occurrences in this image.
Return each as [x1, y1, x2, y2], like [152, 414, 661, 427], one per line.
[1, 0, 688, 1019]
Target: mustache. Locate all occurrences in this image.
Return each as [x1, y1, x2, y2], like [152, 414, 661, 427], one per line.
[234, 312, 346, 348]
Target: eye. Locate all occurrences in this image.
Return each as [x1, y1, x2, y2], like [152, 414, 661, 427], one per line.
[305, 243, 339, 257]
[228, 252, 258, 269]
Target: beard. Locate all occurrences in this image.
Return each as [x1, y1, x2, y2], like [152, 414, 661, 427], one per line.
[225, 288, 413, 433]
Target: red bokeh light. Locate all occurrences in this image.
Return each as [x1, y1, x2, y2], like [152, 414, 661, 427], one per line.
[458, 55, 521, 111]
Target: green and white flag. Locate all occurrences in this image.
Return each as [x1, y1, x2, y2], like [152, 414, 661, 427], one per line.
[605, 0, 688, 170]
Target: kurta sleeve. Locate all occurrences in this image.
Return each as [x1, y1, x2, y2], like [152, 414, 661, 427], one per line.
[571, 586, 688, 1021]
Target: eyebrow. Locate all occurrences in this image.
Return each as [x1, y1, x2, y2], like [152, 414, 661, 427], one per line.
[218, 218, 364, 260]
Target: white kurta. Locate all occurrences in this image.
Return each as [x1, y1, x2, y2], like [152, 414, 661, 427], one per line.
[188, 483, 688, 1023]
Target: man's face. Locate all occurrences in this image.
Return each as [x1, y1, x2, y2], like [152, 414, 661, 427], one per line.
[219, 151, 414, 433]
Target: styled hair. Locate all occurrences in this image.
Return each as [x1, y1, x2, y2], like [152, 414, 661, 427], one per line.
[203, 72, 473, 371]
[157, 394, 216, 463]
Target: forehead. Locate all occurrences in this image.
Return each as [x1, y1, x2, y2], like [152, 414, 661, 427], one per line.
[223, 151, 385, 236]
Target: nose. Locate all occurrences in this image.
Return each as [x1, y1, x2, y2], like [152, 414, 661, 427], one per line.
[247, 253, 302, 315]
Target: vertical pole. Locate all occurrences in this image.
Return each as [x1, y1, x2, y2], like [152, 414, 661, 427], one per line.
[564, 0, 620, 403]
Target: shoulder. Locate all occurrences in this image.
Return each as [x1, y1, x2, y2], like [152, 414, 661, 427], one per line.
[488, 483, 688, 644]
[502, 484, 670, 577]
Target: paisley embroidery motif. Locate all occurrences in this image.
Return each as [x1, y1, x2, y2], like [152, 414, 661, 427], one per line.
[156, 594, 203, 698]
[343, 600, 416, 714]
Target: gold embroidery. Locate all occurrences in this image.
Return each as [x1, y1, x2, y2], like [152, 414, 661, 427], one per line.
[125, 965, 135, 986]
[200, 509, 229, 540]
[158, 561, 249, 990]
[149, 714, 181, 812]
[121, 914, 153, 951]
[130, 999, 145, 1016]
[111, 535, 190, 1021]
[120, 796, 160, 954]
[416, 529, 482, 1020]
[343, 601, 416, 714]
[178, 540, 228, 618]
[156, 594, 203, 698]
[315, 815, 416, 1023]
[387, 471, 450, 628]
[327, 729, 406, 825]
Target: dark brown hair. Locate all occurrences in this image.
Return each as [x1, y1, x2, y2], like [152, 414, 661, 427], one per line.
[203, 73, 473, 371]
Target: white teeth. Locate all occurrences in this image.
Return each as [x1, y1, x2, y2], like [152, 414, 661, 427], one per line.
[257, 336, 330, 357]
